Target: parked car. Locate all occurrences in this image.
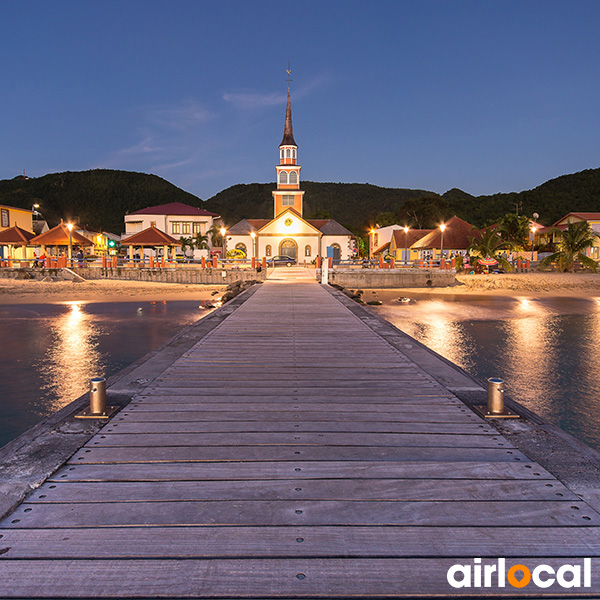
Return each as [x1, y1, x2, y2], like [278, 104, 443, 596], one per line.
[267, 255, 297, 267]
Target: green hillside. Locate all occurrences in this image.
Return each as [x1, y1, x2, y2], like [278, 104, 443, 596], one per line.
[0, 169, 204, 234]
[204, 182, 437, 232]
[1, 166, 600, 236]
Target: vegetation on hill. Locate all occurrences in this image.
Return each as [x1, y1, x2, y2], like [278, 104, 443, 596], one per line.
[0, 169, 204, 234]
[1, 166, 600, 236]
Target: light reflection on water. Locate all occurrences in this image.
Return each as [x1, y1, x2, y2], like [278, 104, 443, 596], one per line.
[376, 294, 600, 451]
[0, 301, 204, 448]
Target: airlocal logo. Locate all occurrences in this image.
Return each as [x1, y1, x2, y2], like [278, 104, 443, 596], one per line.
[447, 558, 591, 589]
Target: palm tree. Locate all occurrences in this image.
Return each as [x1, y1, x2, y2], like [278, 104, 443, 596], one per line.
[194, 232, 210, 252]
[207, 224, 223, 248]
[179, 236, 193, 254]
[468, 227, 514, 272]
[497, 213, 531, 249]
[538, 221, 599, 272]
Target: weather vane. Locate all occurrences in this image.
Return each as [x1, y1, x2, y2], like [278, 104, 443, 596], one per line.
[286, 61, 292, 89]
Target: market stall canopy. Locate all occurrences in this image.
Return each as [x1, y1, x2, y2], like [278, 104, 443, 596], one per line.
[122, 225, 179, 246]
[0, 225, 36, 245]
[30, 221, 94, 246]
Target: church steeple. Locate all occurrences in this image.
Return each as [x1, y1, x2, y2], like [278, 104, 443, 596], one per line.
[273, 75, 304, 218]
[280, 89, 297, 147]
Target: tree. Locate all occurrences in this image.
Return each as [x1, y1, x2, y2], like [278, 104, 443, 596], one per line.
[398, 196, 447, 229]
[194, 232, 210, 251]
[207, 224, 223, 247]
[467, 227, 514, 272]
[497, 213, 531, 249]
[373, 212, 397, 227]
[538, 221, 599, 272]
[179, 236, 193, 254]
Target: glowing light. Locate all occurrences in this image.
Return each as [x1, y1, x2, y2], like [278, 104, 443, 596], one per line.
[250, 231, 256, 239]
[440, 223, 446, 232]
[67, 223, 73, 232]
[220, 227, 226, 236]
[403, 226, 409, 234]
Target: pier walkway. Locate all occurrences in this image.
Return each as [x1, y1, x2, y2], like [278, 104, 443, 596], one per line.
[1, 269, 600, 597]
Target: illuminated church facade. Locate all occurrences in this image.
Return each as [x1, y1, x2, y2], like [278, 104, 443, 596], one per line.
[227, 88, 355, 262]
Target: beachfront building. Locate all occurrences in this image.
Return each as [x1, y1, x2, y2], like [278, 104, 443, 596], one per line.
[410, 215, 476, 260]
[536, 212, 600, 260]
[123, 202, 220, 250]
[371, 225, 403, 257]
[388, 228, 433, 263]
[226, 87, 355, 262]
[0, 204, 34, 234]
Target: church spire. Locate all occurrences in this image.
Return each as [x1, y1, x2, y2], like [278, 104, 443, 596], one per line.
[280, 88, 297, 147]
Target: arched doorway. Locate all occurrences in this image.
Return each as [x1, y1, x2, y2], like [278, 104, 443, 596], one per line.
[279, 239, 298, 260]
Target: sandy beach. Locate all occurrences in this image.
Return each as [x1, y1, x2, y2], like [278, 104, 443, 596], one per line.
[1, 272, 599, 305]
[0, 278, 227, 305]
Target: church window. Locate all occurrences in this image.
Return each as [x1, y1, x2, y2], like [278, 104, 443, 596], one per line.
[265, 244, 272, 256]
[286, 148, 290, 158]
[289, 171, 297, 184]
[280, 149, 284, 160]
[279, 171, 288, 184]
[292, 148, 296, 159]
[172, 223, 181, 235]
[282, 195, 295, 206]
[305, 245, 311, 257]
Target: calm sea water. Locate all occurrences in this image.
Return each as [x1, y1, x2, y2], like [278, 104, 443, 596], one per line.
[2, 295, 600, 454]
[374, 292, 600, 451]
[0, 301, 205, 448]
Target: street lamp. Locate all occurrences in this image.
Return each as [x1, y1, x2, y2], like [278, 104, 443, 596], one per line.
[403, 226, 410, 266]
[220, 227, 226, 259]
[530, 225, 537, 264]
[369, 229, 375, 259]
[439, 223, 446, 264]
[66, 223, 73, 267]
[250, 231, 256, 260]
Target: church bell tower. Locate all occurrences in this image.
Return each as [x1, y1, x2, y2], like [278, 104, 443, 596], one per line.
[273, 84, 305, 218]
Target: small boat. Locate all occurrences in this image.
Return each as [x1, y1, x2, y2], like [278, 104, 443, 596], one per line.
[367, 300, 383, 306]
[397, 297, 412, 304]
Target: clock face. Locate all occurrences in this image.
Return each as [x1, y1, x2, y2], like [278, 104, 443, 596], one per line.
[285, 218, 293, 226]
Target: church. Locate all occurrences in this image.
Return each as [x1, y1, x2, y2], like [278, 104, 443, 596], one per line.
[226, 87, 355, 263]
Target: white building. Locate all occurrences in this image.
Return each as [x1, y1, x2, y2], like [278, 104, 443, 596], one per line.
[124, 202, 220, 244]
[226, 87, 355, 262]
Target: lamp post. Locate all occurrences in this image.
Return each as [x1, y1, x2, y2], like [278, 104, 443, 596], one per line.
[32, 203, 40, 220]
[67, 223, 73, 267]
[530, 225, 537, 264]
[369, 229, 375, 259]
[439, 223, 446, 264]
[220, 227, 226, 260]
[250, 231, 256, 261]
[403, 226, 409, 266]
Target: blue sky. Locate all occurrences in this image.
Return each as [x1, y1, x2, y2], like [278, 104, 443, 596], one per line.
[1, 0, 599, 200]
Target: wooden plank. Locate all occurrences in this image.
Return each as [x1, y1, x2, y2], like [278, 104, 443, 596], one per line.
[6, 558, 599, 598]
[4, 500, 599, 528]
[27, 479, 577, 503]
[1, 526, 599, 558]
[49, 460, 555, 482]
[102, 420, 492, 434]
[87, 432, 513, 449]
[109, 410, 479, 423]
[66, 445, 530, 464]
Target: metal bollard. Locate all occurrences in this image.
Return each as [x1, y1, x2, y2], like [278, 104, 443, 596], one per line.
[487, 377, 505, 414]
[474, 376, 519, 419]
[75, 376, 119, 419]
[89, 377, 107, 415]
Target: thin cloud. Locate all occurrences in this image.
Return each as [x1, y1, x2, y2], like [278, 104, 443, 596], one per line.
[222, 91, 285, 110]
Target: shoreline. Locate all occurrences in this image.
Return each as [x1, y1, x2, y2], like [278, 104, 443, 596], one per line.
[1, 272, 600, 305]
[0, 279, 226, 305]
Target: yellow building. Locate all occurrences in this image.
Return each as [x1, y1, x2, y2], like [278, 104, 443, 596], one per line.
[0, 204, 34, 233]
[537, 212, 600, 260]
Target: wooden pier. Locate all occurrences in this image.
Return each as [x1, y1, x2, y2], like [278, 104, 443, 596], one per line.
[1, 270, 600, 597]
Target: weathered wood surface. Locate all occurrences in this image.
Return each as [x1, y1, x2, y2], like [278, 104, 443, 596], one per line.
[1, 276, 600, 598]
